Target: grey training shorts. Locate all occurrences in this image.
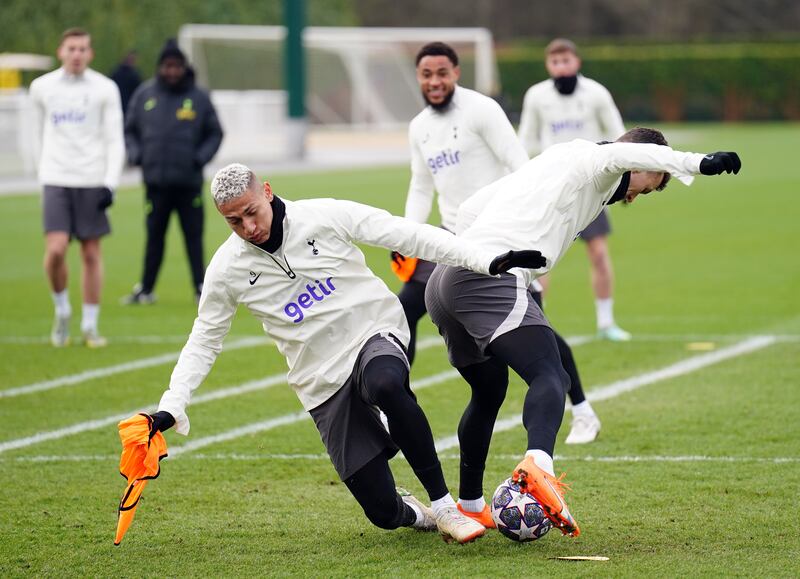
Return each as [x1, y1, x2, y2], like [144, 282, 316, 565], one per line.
[309, 332, 410, 480]
[578, 208, 611, 241]
[43, 185, 111, 240]
[425, 265, 551, 368]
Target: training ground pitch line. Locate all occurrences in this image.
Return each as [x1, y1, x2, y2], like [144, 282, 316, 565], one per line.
[9, 453, 799, 465]
[433, 335, 776, 452]
[0, 336, 270, 399]
[162, 335, 774, 457]
[0, 334, 467, 454]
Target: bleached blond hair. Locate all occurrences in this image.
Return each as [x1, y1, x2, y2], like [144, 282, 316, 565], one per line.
[211, 163, 256, 205]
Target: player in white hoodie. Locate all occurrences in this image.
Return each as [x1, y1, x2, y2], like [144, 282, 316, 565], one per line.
[29, 28, 125, 348]
[426, 127, 741, 537]
[518, 38, 630, 346]
[145, 163, 547, 544]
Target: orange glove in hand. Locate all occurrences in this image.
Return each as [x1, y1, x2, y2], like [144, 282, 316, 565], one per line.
[114, 412, 170, 545]
[390, 251, 419, 283]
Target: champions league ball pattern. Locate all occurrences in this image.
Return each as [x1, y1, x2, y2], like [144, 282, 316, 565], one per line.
[491, 477, 553, 542]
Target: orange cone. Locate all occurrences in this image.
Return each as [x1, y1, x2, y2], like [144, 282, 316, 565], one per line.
[114, 413, 168, 545]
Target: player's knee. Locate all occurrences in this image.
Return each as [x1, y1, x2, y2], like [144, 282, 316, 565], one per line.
[81, 248, 102, 268]
[535, 359, 570, 401]
[471, 382, 506, 411]
[46, 245, 68, 263]
[365, 366, 408, 408]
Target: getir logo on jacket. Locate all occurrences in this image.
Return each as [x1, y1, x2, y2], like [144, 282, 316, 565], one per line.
[283, 278, 337, 323]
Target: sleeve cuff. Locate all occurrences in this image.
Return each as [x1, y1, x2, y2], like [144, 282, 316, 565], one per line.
[158, 404, 190, 435]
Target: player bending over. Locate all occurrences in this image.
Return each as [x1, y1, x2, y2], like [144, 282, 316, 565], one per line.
[144, 163, 546, 544]
[425, 127, 741, 536]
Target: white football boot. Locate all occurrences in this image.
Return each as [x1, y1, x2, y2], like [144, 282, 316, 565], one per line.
[82, 327, 108, 349]
[434, 506, 486, 544]
[50, 313, 70, 347]
[565, 414, 602, 444]
[597, 324, 632, 342]
[397, 488, 436, 531]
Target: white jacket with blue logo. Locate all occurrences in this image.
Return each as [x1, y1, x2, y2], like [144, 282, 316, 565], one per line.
[159, 198, 497, 435]
[457, 139, 706, 289]
[517, 75, 626, 157]
[406, 86, 529, 231]
[29, 67, 125, 189]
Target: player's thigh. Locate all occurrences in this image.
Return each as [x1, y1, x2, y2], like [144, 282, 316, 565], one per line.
[42, 185, 73, 237]
[73, 187, 111, 241]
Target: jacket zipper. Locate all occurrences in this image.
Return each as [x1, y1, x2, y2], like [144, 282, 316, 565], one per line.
[248, 219, 296, 279]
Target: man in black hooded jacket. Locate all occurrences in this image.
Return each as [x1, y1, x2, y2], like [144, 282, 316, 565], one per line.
[123, 39, 223, 304]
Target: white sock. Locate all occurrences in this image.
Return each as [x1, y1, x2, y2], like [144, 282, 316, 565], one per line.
[457, 496, 486, 513]
[525, 449, 555, 477]
[81, 303, 99, 333]
[52, 290, 71, 318]
[596, 297, 614, 329]
[405, 500, 424, 526]
[572, 400, 596, 418]
[431, 493, 457, 515]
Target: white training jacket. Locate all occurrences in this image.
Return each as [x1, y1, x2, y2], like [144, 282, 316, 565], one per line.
[406, 86, 529, 231]
[456, 139, 706, 288]
[517, 75, 625, 157]
[159, 198, 497, 435]
[29, 67, 125, 189]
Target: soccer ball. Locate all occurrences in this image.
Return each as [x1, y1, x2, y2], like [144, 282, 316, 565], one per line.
[490, 477, 552, 542]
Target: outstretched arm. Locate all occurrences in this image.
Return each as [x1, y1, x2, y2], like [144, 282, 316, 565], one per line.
[157, 263, 237, 435]
[592, 142, 740, 179]
[327, 199, 546, 276]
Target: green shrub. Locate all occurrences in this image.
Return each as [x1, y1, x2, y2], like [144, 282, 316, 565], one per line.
[497, 43, 800, 121]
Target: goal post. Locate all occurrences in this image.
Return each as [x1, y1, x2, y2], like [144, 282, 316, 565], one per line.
[178, 25, 498, 162]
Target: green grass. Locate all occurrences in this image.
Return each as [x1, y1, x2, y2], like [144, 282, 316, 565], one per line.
[1, 123, 799, 577]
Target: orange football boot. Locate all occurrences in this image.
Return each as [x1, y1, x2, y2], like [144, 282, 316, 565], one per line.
[457, 503, 496, 529]
[512, 455, 580, 537]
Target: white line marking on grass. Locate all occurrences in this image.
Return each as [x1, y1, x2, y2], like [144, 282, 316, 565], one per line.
[167, 359, 470, 457]
[170, 411, 311, 456]
[434, 335, 777, 452]
[0, 336, 269, 399]
[0, 335, 219, 345]
[0, 373, 290, 454]
[0, 333, 461, 454]
[9, 453, 799, 464]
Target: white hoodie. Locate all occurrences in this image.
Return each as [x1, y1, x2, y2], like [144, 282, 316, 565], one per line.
[159, 198, 497, 435]
[29, 67, 124, 189]
[517, 75, 626, 157]
[457, 139, 706, 288]
[406, 86, 529, 231]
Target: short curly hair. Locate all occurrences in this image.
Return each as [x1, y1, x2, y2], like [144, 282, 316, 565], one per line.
[211, 163, 257, 205]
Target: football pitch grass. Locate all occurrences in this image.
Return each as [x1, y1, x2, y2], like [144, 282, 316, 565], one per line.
[1, 123, 798, 576]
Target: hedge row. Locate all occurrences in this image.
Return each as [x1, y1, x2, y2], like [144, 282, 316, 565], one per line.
[497, 43, 800, 121]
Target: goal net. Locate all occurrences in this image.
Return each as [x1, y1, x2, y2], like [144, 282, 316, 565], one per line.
[178, 25, 498, 161]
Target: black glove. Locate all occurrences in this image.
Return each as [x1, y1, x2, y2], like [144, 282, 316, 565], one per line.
[489, 250, 547, 275]
[98, 187, 114, 210]
[390, 250, 406, 265]
[699, 152, 741, 176]
[149, 411, 175, 439]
